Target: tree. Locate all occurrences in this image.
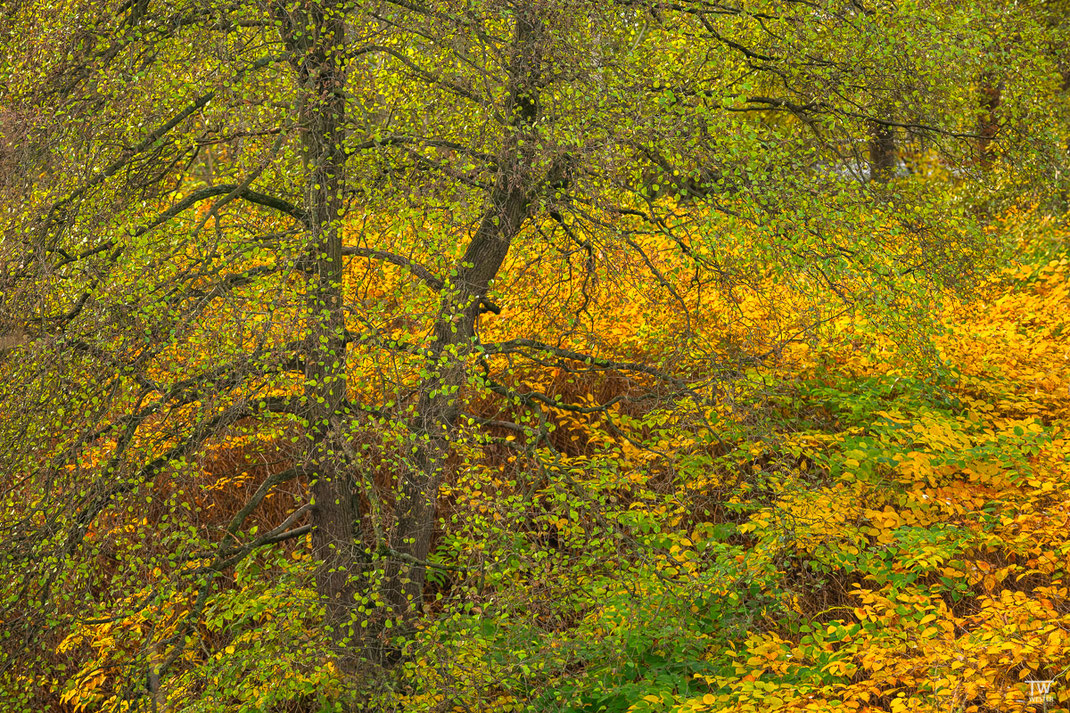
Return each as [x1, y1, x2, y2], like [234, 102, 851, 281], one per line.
[0, 0, 1058, 707]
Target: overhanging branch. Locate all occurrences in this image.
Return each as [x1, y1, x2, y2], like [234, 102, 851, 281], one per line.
[341, 246, 444, 290]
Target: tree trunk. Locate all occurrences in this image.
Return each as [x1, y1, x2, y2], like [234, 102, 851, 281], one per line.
[977, 72, 1002, 169]
[281, 0, 356, 660]
[868, 118, 896, 182]
[382, 5, 546, 627]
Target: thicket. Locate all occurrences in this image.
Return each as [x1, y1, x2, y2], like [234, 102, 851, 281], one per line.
[1, 1, 1069, 712]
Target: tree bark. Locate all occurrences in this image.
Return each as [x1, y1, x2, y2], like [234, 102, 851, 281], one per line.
[868, 118, 896, 182]
[280, 0, 357, 659]
[382, 4, 546, 626]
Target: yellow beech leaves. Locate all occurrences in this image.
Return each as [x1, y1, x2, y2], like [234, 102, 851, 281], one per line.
[661, 217, 1070, 713]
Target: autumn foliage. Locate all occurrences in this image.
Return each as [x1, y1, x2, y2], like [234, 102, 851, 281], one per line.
[3, 1, 1070, 712]
[2, 199, 1061, 712]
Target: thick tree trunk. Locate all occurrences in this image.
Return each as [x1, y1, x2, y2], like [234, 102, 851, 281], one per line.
[282, 1, 356, 660]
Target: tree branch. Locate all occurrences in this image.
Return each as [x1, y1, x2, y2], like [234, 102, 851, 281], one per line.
[341, 246, 444, 290]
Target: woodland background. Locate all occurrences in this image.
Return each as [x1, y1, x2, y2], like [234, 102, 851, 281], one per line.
[1, 0, 1070, 711]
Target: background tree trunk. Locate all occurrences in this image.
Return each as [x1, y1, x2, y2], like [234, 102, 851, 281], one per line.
[868, 118, 896, 182]
[977, 72, 1002, 169]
